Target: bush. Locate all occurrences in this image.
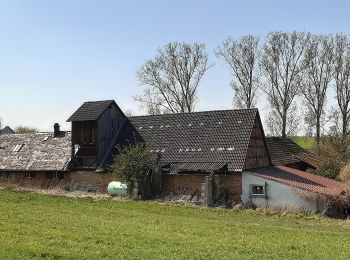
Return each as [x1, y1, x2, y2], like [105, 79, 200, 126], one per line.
[110, 144, 157, 194]
[339, 163, 350, 183]
[315, 159, 341, 180]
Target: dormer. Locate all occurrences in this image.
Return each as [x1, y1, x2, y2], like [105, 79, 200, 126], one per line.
[67, 100, 127, 169]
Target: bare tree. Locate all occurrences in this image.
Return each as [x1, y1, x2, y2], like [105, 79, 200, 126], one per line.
[265, 104, 301, 137]
[302, 34, 334, 148]
[260, 31, 310, 137]
[333, 34, 350, 137]
[216, 35, 260, 108]
[135, 42, 210, 114]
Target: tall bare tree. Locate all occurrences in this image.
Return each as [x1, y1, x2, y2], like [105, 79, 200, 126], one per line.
[216, 35, 260, 108]
[302, 34, 334, 147]
[260, 31, 310, 137]
[333, 34, 350, 137]
[135, 42, 210, 114]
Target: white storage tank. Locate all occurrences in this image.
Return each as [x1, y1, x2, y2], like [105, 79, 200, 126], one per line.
[107, 181, 128, 196]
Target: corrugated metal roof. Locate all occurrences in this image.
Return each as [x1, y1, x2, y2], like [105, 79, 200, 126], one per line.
[164, 162, 228, 174]
[129, 109, 258, 172]
[246, 166, 345, 196]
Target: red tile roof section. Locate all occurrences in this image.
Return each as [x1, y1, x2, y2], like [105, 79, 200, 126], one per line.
[248, 166, 345, 196]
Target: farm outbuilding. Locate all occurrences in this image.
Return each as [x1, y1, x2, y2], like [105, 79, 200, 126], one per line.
[0, 99, 346, 214]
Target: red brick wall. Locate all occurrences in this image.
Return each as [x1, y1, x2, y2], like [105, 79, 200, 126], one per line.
[0, 171, 112, 192]
[161, 175, 205, 195]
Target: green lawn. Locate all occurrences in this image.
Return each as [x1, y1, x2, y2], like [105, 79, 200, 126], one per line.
[1, 189, 350, 259]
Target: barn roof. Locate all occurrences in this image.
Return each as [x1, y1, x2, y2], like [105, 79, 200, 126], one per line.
[266, 137, 319, 168]
[247, 166, 345, 196]
[67, 100, 115, 122]
[129, 109, 258, 172]
[0, 132, 71, 171]
[0, 126, 15, 135]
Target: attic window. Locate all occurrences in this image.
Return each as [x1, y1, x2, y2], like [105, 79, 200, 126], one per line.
[13, 144, 24, 152]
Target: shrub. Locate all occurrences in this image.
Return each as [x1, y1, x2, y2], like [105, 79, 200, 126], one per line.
[110, 144, 157, 194]
[339, 163, 350, 183]
[315, 159, 341, 180]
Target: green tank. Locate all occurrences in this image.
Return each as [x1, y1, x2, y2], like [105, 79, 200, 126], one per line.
[107, 181, 128, 196]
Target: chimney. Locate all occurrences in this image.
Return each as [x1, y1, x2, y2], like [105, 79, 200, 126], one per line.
[54, 123, 60, 137]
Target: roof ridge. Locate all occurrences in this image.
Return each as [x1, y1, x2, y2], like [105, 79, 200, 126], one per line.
[129, 108, 258, 119]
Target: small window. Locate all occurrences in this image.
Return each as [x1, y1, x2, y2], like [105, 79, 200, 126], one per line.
[252, 185, 265, 196]
[25, 172, 32, 179]
[13, 144, 24, 152]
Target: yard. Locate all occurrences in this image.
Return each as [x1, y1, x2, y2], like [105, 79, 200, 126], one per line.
[1, 189, 350, 259]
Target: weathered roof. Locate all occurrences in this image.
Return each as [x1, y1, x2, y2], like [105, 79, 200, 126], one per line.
[163, 162, 228, 174]
[0, 126, 15, 135]
[247, 166, 345, 196]
[67, 100, 115, 122]
[129, 109, 258, 172]
[266, 137, 319, 168]
[0, 132, 71, 171]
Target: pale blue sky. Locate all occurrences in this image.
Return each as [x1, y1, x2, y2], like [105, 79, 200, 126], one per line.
[0, 0, 349, 131]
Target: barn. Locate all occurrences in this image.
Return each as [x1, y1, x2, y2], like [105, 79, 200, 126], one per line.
[0, 100, 346, 213]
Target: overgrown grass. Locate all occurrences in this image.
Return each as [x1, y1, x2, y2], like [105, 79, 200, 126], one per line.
[290, 136, 316, 151]
[1, 189, 350, 259]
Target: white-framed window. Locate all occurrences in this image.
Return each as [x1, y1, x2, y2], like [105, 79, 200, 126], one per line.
[25, 172, 32, 179]
[251, 185, 265, 196]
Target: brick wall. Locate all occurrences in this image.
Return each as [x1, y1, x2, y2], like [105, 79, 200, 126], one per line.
[161, 174, 205, 195]
[161, 173, 242, 197]
[220, 174, 242, 195]
[0, 171, 112, 192]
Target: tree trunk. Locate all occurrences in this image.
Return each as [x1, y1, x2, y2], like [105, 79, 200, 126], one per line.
[281, 111, 287, 138]
[342, 112, 347, 137]
[316, 115, 321, 154]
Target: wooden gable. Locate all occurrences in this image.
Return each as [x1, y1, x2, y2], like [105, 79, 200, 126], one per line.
[243, 112, 271, 170]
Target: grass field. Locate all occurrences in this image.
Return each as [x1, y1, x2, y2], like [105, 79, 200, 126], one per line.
[290, 136, 316, 151]
[1, 189, 350, 259]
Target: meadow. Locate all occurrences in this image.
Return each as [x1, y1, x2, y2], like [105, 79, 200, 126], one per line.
[0, 189, 350, 259]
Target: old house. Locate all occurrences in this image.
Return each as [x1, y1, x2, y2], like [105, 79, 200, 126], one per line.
[0, 100, 346, 213]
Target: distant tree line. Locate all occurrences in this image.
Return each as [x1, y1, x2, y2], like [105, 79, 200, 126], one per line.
[136, 32, 350, 148]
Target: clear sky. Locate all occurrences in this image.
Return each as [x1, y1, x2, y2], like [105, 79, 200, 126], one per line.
[0, 0, 349, 131]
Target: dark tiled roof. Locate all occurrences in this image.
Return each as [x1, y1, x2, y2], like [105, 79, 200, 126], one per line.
[247, 166, 345, 196]
[266, 137, 319, 168]
[0, 132, 71, 171]
[67, 100, 115, 122]
[0, 126, 15, 135]
[129, 109, 258, 172]
[164, 162, 228, 174]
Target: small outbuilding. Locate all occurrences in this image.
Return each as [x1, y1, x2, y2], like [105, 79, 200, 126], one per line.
[242, 166, 346, 215]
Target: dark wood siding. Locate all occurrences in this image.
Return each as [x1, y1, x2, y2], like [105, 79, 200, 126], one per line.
[96, 104, 125, 165]
[243, 114, 270, 170]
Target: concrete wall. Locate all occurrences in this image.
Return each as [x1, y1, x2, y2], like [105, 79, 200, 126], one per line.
[242, 172, 328, 212]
